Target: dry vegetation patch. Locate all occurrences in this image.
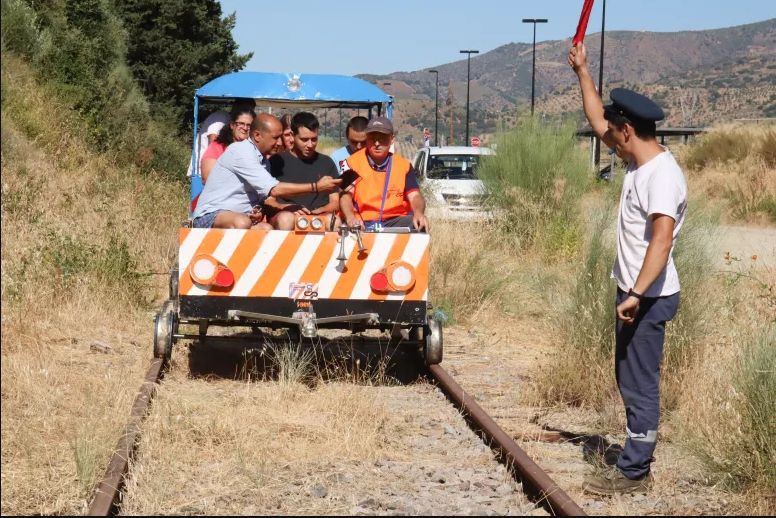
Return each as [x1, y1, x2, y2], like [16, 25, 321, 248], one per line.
[1, 57, 183, 514]
[678, 123, 776, 224]
[120, 346, 537, 516]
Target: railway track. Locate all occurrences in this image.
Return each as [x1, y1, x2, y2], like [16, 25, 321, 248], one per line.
[87, 346, 584, 516]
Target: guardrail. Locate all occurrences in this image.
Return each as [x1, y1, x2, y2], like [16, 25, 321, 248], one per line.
[576, 127, 708, 170]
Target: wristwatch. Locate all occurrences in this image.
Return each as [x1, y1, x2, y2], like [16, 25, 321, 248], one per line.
[627, 288, 644, 301]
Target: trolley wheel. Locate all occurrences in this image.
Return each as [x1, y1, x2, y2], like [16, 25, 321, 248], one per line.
[169, 267, 179, 300]
[153, 299, 178, 360]
[423, 318, 443, 365]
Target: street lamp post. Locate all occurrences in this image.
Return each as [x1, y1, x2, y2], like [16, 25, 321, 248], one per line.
[522, 18, 548, 116]
[459, 49, 479, 146]
[428, 69, 439, 146]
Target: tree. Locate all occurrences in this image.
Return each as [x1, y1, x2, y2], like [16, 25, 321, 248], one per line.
[114, 0, 252, 131]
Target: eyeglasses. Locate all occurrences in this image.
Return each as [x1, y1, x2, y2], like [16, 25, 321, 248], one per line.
[233, 122, 251, 128]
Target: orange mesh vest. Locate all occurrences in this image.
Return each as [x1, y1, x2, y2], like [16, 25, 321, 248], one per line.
[346, 149, 412, 222]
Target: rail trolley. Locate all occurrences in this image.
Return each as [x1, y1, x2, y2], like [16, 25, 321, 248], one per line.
[153, 72, 443, 365]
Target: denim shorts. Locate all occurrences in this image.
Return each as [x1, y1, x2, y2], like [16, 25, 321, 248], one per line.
[192, 210, 223, 229]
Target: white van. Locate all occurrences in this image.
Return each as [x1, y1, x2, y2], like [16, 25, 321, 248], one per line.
[412, 146, 495, 220]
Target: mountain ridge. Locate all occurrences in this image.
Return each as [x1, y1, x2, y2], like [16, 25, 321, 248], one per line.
[357, 18, 776, 144]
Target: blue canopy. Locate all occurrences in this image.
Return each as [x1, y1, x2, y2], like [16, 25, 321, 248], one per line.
[195, 71, 392, 112]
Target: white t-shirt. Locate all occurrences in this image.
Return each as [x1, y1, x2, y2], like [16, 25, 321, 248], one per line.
[186, 111, 229, 177]
[612, 149, 688, 297]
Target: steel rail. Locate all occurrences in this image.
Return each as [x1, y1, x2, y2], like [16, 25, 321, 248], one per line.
[428, 364, 585, 516]
[87, 358, 165, 516]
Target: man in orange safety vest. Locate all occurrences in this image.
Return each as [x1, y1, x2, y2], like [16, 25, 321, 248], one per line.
[339, 117, 429, 232]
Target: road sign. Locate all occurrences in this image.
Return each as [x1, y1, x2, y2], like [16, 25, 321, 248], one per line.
[471, 136, 481, 147]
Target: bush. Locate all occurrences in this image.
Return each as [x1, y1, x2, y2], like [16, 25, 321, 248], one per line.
[685, 323, 776, 501]
[478, 117, 590, 257]
[731, 325, 776, 493]
[532, 197, 718, 412]
[529, 201, 617, 408]
[1, 0, 39, 56]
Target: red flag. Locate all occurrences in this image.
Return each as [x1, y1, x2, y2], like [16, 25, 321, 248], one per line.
[572, 0, 595, 46]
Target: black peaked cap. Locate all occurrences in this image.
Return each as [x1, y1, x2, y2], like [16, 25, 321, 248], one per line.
[605, 88, 665, 122]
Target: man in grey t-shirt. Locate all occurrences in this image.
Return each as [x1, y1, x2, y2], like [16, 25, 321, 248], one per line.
[192, 114, 341, 230]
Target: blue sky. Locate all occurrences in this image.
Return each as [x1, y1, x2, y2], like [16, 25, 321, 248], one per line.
[221, 0, 775, 76]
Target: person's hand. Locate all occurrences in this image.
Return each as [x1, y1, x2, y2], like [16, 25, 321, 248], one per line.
[249, 206, 264, 224]
[616, 296, 640, 325]
[413, 213, 428, 231]
[346, 215, 362, 229]
[567, 42, 588, 73]
[291, 206, 311, 216]
[316, 176, 342, 193]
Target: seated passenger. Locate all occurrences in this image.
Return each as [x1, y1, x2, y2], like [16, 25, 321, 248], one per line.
[265, 112, 341, 230]
[330, 115, 368, 175]
[187, 98, 255, 178]
[191, 113, 341, 230]
[340, 117, 428, 232]
[200, 107, 254, 183]
[279, 113, 295, 152]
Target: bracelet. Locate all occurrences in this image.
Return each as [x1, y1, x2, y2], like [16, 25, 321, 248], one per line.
[627, 288, 644, 301]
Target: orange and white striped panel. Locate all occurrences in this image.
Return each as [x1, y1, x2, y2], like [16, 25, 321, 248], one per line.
[178, 229, 429, 301]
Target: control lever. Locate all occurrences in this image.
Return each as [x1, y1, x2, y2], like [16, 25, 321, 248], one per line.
[351, 225, 366, 253]
[336, 224, 349, 263]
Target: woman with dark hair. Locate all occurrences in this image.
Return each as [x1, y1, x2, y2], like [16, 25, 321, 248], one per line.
[200, 107, 255, 183]
[279, 113, 295, 151]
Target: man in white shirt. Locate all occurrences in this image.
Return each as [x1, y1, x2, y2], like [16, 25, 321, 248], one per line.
[192, 113, 341, 230]
[569, 43, 688, 495]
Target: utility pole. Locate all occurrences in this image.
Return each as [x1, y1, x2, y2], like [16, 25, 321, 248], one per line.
[446, 82, 454, 146]
[594, 0, 606, 171]
[429, 69, 439, 146]
[459, 49, 479, 145]
[522, 18, 548, 116]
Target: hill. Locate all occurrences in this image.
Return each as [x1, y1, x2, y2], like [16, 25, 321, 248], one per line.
[359, 19, 776, 144]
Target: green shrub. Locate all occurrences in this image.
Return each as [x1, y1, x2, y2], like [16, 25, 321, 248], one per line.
[533, 197, 719, 412]
[1, 0, 39, 56]
[690, 324, 776, 496]
[530, 201, 617, 407]
[478, 117, 590, 257]
[732, 324, 776, 492]
[660, 204, 718, 410]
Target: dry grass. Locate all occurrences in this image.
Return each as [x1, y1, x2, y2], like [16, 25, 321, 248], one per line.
[678, 123, 776, 224]
[1, 56, 183, 514]
[119, 344, 535, 515]
[427, 219, 513, 324]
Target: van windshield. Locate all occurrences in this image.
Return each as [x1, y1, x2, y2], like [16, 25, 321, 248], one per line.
[426, 154, 482, 179]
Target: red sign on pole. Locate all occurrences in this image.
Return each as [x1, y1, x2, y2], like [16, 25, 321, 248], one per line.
[471, 136, 481, 147]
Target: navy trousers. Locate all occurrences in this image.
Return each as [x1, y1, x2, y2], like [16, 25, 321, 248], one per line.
[614, 288, 680, 479]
